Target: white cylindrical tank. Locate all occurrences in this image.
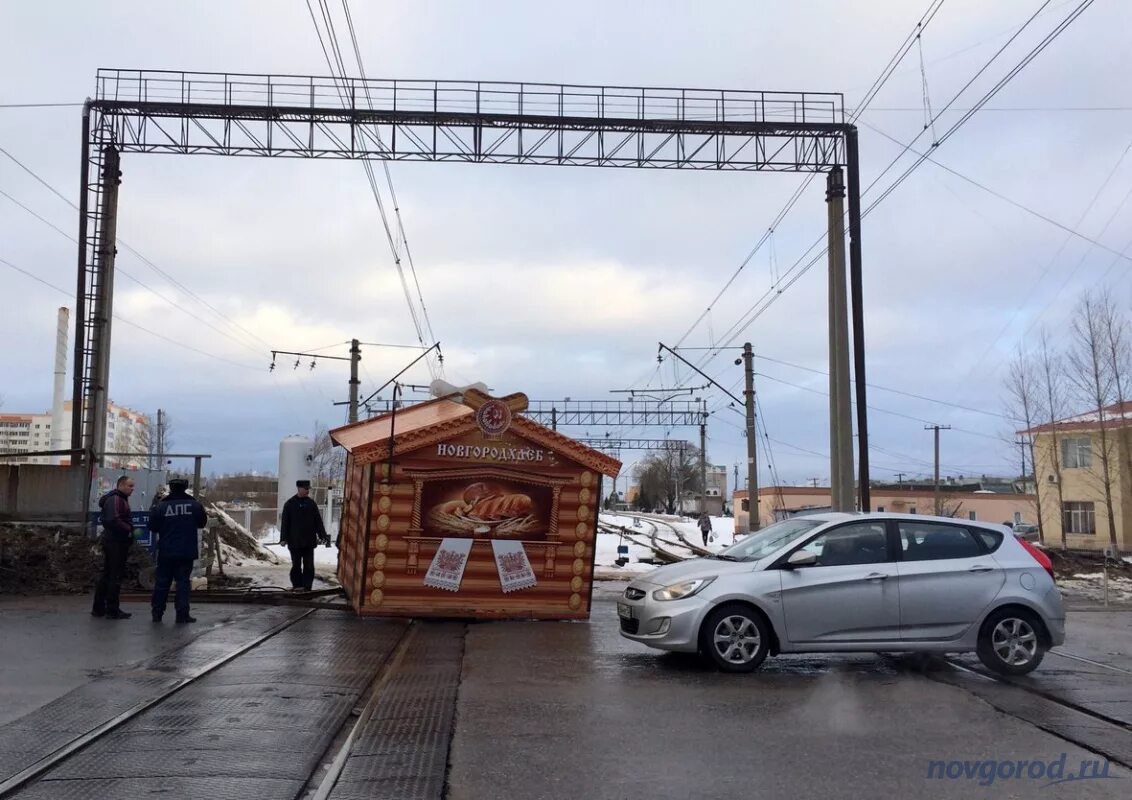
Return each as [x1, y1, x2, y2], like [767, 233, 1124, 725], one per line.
[278, 435, 314, 524]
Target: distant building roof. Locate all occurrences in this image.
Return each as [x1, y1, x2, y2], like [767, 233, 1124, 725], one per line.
[1021, 401, 1132, 435]
[734, 485, 1033, 501]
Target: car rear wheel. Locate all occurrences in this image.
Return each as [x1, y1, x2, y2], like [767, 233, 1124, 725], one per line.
[698, 603, 770, 673]
[976, 608, 1046, 676]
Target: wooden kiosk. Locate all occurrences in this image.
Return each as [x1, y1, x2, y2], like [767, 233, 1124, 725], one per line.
[330, 389, 621, 620]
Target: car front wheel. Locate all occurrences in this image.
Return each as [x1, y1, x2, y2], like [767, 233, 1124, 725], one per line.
[976, 608, 1046, 676]
[698, 603, 771, 673]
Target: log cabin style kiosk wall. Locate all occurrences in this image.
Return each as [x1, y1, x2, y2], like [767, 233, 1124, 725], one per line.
[330, 390, 621, 619]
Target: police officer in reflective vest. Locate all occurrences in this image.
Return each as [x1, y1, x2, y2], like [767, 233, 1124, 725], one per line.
[148, 478, 207, 623]
[280, 479, 329, 591]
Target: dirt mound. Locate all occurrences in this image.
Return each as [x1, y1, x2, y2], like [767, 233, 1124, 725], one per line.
[1045, 546, 1131, 579]
[0, 524, 154, 595]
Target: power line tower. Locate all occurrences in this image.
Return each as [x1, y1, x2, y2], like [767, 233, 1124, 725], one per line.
[270, 341, 360, 421]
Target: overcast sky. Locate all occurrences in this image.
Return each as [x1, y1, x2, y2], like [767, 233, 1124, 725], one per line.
[2, 0, 1130, 487]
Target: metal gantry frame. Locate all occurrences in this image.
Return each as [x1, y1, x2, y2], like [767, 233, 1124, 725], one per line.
[574, 438, 690, 451]
[524, 399, 704, 428]
[71, 69, 871, 510]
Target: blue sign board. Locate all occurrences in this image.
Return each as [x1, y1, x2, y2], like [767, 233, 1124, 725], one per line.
[87, 511, 152, 547]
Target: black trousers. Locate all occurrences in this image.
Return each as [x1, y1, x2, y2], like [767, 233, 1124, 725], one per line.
[289, 546, 315, 589]
[92, 535, 131, 614]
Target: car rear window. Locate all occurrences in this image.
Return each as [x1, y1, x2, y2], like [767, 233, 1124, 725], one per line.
[973, 529, 1003, 551]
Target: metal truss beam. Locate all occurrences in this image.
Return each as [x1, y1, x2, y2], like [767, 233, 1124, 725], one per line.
[91, 70, 848, 172]
[524, 400, 704, 427]
[575, 438, 689, 451]
[359, 399, 706, 429]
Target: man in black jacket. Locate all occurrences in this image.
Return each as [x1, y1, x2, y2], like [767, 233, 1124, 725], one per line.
[92, 475, 136, 619]
[280, 479, 329, 591]
[149, 478, 207, 623]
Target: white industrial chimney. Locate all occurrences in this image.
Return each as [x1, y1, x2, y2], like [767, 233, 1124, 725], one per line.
[50, 307, 69, 463]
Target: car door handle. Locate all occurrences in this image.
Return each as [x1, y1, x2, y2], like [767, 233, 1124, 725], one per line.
[865, 572, 888, 581]
[967, 565, 995, 573]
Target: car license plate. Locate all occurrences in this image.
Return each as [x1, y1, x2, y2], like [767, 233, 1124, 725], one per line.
[617, 602, 633, 619]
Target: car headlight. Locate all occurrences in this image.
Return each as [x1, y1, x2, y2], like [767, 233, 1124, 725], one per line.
[652, 577, 715, 601]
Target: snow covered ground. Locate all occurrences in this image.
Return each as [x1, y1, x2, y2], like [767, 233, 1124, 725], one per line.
[594, 512, 738, 580]
[227, 514, 737, 586]
[215, 524, 340, 589]
[264, 542, 340, 568]
[1059, 572, 1132, 604]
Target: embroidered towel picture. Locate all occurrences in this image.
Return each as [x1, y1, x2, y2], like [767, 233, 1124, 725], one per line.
[424, 537, 474, 591]
[491, 539, 537, 593]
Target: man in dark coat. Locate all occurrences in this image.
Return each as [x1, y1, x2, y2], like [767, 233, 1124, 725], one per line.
[92, 475, 136, 619]
[280, 479, 329, 591]
[149, 478, 207, 623]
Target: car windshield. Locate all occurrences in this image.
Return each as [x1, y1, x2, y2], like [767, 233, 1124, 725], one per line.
[716, 517, 823, 561]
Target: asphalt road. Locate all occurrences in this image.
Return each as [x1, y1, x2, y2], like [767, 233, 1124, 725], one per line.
[448, 583, 1130, 800]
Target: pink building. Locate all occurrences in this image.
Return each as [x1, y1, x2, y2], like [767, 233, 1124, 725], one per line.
[733, 486, 1036, 533]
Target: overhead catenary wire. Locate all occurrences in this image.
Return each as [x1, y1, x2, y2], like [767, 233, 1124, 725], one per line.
[0, 144, 273, 353]
[669, 0, 951, 353]
[681, 0, 957, 371]
[0, 255, 260, 370]
[754, 372, 1011, 444]
[304, 0, 442, 381]
[1, 143, 337, 412]
[340, 0, 439, 351]
[749, 353, 1018, 422]
[687, 0, 1099, 384]
[909, 128, 1132, 386]
[0, 186, 273, 359]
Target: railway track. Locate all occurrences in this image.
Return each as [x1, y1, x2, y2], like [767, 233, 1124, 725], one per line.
[934, 653, 1132, 769]
[598, 512, 718, 566]
[0, 609, 318, 798]
[0, 610, 456, 800]
[598, 519, 690, 564]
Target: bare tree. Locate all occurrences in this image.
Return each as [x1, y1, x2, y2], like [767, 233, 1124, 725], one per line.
[1036, 329, 1068, 550]
[633, 443, 704, 514]
[310, 422, 345, 485]
[1100, 290, 1132, 540]
[1005, 345, 1044, 540]
[1066, 291, 1120, 554]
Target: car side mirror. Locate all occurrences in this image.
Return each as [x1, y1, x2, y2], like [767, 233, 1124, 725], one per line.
[785, 550, 818, 569]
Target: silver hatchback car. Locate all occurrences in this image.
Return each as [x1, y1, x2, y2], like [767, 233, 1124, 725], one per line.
[618, 512, 1065, 675]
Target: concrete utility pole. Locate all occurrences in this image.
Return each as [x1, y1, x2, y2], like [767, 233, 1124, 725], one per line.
[926, 424, 952, 515]
[348, 339, 361, 424]
[699, 402, 708, 514]
[742, 342, 760, 531]
[827, 167, 855, 512]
